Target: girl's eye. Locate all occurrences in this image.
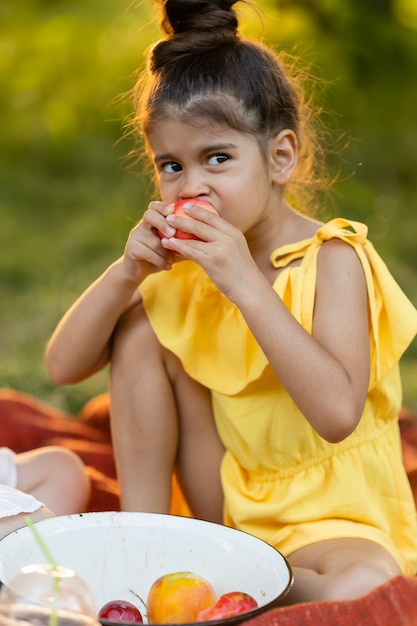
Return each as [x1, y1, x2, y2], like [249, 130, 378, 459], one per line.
[162, 161, 182, 173]
[207, 153, 229, 166]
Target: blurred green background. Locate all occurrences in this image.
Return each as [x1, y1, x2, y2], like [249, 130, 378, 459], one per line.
[1, 0, 417, 414]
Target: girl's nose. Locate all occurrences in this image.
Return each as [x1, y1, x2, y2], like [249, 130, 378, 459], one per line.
[178, 170, 208, 200]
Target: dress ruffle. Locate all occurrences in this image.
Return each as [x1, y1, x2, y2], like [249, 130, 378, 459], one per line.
[140, 261, 269, 394]
[140, 218, 417, 394]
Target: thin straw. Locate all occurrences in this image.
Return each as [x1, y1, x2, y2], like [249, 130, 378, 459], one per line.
[24, 516, 59, 626]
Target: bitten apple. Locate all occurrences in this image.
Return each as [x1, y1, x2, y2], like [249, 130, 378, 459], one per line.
[146, 571, 217, 624]
[157, 199, 218, 241]
[98, 600, 143, 623]
[197, 591, 258, 622]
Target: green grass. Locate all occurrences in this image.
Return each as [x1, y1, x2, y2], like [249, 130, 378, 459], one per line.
[0, 0, 157, 413]
[1, 0, 416, 416]
[0, 138, 147, 413]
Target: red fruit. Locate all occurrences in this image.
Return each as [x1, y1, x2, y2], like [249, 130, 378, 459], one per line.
[98, 600, 143, 623]
[197, 591, 258, 622]
[157, 199, 218, 241]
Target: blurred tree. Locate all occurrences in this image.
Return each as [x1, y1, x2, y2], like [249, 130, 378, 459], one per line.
[263, 0, 417, 278]
[1, 0, 416, 409]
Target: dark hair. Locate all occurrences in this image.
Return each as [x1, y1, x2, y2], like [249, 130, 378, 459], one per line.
[131, 0, 332, 211]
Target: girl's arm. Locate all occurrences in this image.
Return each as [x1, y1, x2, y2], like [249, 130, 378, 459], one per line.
[232, 239, 370, 443]
[45, 259, 142, 384]
[46, 201, 176, 385]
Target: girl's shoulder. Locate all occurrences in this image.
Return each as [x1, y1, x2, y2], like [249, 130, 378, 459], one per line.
[270, 217, 369, 270]
[314, 218, 369, 243]
[314, 218, 370, 264]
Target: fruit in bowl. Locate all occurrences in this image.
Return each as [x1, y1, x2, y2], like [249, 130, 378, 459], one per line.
[197, 592, 258, 622]
[146, 571, 259, 624]
[146, 572, 216, 624]
[157, 199, 218, 241]
[98, 601, 143, 624]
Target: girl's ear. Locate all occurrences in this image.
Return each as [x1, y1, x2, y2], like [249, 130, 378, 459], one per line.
[269, 129, 298, 184]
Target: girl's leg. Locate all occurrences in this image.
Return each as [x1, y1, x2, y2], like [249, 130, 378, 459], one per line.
[0, 447, 90, 539]
[110, 302, 224, 522]
[284, 537, 402, 603]
[164, 344, 224, 522]
[16, 446, 91, 514]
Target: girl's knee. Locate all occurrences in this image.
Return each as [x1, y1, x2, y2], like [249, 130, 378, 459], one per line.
[112, 304, 166, 380]
[56, 447, 89, 485]
[113, 303, 155, 353]
[287, 539, 402, 603]
[41, 447, 91, 512]
[322, 562, 397, 601]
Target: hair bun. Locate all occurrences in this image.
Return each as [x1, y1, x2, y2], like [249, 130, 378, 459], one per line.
[149, 0, 240, 73]
[160, 0, 239, 38]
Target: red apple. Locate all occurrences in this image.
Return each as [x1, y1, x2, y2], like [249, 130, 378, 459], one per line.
[98, 600, 143, 623]
[157, 199, 218, 241]
[197, 591, 258, 622]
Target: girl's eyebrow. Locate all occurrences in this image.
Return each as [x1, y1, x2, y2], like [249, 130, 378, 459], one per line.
[153, 143, 238, 164]
[202, 142, 238, 153]
[153, 152, 175, 163]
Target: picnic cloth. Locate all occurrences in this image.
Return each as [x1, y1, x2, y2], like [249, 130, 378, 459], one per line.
[1, 387, 417, 624]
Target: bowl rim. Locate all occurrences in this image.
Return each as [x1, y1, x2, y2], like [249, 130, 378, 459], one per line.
[0, 512, 294, 626]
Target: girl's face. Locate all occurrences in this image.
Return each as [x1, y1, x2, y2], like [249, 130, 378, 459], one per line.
[146, 117, 285, 239]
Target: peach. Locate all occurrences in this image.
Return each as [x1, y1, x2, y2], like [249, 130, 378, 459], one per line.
[157, 199, 218, 241]
[146, 571, 217, 624]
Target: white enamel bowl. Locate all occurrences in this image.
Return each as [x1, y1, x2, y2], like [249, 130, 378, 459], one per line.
[0, 512, 292, 625]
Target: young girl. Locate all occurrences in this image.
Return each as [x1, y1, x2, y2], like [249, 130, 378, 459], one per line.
[45, 0, 417, 603]
[0, 445, 90, 539]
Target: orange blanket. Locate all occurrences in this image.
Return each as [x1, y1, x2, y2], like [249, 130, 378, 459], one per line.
[0, 389, 188, 514]
[1, 388, 417, 625]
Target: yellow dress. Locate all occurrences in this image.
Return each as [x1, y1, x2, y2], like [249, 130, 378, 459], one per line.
[140, 218, 417, 574]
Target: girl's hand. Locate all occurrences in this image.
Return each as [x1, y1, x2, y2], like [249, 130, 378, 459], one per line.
[121, 201, 178, 284]
[159, 202, 258, 301]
